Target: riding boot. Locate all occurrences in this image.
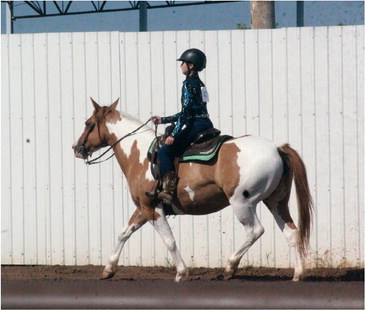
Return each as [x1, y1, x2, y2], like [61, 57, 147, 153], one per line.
[157, 171, 179, 206]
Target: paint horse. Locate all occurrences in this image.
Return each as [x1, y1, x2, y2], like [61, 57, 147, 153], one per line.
[73, 98, 313, 282]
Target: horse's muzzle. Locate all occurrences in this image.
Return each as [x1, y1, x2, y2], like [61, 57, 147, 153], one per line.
[72, 143, 88, 159]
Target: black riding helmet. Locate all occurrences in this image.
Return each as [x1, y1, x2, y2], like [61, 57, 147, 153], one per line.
[177, 48, 207, 72]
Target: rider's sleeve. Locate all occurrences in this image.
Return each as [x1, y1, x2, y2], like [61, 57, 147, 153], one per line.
[170, 80, 201, 138]
[161, 112, 181, 124]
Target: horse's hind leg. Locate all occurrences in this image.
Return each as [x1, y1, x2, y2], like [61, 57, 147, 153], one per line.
[225, 201, 264, 278]
[102, 209, 147, 279]
[263, 195, 304, 281]
[149, 205, 187, 282]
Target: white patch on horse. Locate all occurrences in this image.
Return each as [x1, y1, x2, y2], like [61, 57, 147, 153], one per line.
[283, 223, 298, 246]
[184, 185, 195, 201]
[228, 136, 283, 205]
[106, 117, 155, 165]
[106, 120, 136, 158]
[145, 163, 155, 182]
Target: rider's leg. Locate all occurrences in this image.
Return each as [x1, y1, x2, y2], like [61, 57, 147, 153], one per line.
[157, 144, 179, 205]
[145, 144, 175, 202]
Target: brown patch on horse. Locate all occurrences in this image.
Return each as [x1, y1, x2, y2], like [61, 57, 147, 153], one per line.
[216, 142, 241, 199]
[175, 141, 241, 215]
[113, 138, 156, 209]
[128, 208, 148, 227]
[263, 151, 295, 225]
[176, 163, 219, 214]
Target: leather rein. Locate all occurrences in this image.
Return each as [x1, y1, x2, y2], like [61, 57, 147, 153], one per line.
[84, 117, 153, 165]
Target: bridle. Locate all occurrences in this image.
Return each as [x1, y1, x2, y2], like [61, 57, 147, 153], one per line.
[84, 117, 153, 165]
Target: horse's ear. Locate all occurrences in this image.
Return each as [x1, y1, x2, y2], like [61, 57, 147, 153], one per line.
[110, 98, 120, 111]
[90, 97, 101, 111]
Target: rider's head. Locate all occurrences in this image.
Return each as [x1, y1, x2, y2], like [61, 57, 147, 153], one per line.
[177, 48, 207, 76]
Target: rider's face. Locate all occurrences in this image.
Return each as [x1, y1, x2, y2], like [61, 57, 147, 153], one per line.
[180, 61, 194, 76]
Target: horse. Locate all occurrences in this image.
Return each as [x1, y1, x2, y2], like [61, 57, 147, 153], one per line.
[72, 98, 313, 282]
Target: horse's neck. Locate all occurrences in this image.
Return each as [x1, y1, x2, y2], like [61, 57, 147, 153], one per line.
[106, 116, 155, 176]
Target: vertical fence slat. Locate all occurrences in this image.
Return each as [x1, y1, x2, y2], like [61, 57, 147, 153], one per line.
[9, 34, 25, 264]
[59, 32, 76, 265]
[21, 34, 38, 264]
[33, 33, 49, 264]
[313, 27, 332, 267]
[356, 26, 364, 267]
[1, 35, 12, 264]
[342, 26, 361, 266]
[47, 33, 64, 264]
[328, 26, 346, 266]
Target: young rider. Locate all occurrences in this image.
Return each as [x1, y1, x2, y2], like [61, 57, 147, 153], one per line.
[148, 48, 214, 205]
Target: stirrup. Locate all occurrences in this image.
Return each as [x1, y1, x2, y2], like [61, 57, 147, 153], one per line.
[157, 191, 174, 206]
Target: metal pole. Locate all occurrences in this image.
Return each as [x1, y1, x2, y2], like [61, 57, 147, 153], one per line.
[6, 1, 14, 34]
[296, 1, 304, 27]
[139, 1, 147, 32]
[250, 1, 275, 29]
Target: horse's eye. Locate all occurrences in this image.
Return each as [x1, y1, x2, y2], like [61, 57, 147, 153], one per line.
[85, 122, 92, 128]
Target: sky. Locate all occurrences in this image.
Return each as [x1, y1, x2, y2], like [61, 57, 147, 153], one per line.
[1, 1, 364, 34]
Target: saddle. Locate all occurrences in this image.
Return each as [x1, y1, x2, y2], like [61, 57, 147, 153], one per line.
[147, 124, 233, 180]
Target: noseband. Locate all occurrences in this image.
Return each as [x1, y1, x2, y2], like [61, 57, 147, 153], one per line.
[84, 117, 152, 165]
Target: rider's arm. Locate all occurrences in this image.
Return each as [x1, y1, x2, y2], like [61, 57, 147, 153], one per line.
[161, 112, 182, 124]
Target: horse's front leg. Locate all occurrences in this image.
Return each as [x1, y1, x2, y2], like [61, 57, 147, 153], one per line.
[150, 205, 188, 282]
[101, 209, 147, 279]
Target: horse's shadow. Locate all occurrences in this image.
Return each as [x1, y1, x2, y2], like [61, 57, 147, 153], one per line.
[214, 269, 364, 282]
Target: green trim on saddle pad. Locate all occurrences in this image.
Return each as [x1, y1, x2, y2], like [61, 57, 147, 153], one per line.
[180, 135, 233, 164]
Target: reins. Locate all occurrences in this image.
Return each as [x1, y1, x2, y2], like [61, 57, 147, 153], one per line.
[85, 117, 152, 165]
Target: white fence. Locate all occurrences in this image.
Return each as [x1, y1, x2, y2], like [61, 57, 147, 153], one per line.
[2, 26, 363, 269]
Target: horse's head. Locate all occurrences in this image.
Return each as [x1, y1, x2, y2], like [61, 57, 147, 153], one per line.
[72, 97, 120, 159]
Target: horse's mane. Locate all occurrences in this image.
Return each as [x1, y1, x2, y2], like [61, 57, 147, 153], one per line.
[120, 111, 157, 134]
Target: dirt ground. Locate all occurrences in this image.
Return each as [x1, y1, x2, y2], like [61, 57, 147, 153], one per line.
[1, 264, 363, 282]
[2, 266, 363, 309]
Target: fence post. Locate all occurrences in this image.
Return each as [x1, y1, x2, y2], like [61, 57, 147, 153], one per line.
[250, 1, 275, 29]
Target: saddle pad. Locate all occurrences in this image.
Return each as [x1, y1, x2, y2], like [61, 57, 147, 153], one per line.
[180, 135, 233, 164]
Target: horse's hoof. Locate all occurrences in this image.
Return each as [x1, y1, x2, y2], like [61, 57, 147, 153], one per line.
[224, 264, 237, 280]
[100, 271, 115, 280]
[292, 274, 304, 282]
[223, 270, 235, 280]
[223, 273, 234, 280]
[175, 270, 189, 282]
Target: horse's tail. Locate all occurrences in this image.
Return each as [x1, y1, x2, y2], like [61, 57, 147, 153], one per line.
[278, 144, 314, 258]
